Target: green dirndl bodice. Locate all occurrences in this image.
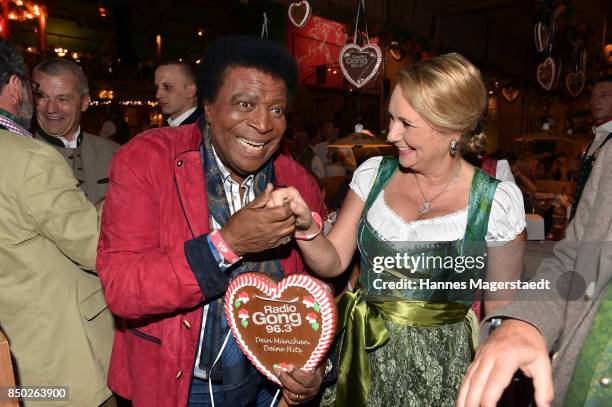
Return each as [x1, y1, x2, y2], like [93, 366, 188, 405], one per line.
[328, 157, 500, 407]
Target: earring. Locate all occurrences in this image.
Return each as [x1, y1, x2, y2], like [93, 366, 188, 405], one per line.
[449, 139, 458, 155]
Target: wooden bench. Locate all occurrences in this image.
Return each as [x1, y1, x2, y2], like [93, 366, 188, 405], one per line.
[0, 329, 18, 407]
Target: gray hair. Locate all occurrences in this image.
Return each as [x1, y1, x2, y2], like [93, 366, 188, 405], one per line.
[0, 39, 28, 94]
[33, 58, 89, 95]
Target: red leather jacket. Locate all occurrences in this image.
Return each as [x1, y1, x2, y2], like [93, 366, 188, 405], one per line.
[97, 124, 324, 406]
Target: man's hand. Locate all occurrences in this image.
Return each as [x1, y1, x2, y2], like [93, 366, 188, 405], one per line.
[457, 319, 554, 407]
[276, 364, 324, 406]
[266, 187, 314, 233]
[220, 183, 296, 257]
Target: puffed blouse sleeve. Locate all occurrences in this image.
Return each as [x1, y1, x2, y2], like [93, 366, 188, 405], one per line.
[348, 156, 383, 202]
[486, 180, 527, 246]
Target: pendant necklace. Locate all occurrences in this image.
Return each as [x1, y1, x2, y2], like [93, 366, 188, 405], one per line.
[414, 160, 462, 214]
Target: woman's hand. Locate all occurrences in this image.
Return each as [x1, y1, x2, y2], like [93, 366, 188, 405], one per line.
[267, 187, 315, 233]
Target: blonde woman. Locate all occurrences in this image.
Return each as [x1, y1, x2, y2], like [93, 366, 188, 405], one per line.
[271, 53, 526, 406]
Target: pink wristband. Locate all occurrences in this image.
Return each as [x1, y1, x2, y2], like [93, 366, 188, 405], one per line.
[209, 230, 240, 264]
[295, 212, 323, 241]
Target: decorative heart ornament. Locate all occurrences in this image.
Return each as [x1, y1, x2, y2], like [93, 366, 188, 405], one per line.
[554, 59, 562, 89]
[224, 273, 336, 386]
[502, 87, 520, 103]
[536, 57, 556, 90]
[389, 41, 403, 61]
[534, 22, 548, 52]
[565, 71, 585, 97]
[288, 1, 311, 28]
[339, 43, 382, 88]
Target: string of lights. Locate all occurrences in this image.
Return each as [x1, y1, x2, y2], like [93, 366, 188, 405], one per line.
[89, 100, 158, 107]
[5, 0, 45, 21]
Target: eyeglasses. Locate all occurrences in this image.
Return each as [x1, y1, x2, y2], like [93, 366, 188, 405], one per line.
[20, 75, 40, 94]
[1, 72, 39, 93]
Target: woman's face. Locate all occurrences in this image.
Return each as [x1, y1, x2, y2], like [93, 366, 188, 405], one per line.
[386, 85, 456, 172]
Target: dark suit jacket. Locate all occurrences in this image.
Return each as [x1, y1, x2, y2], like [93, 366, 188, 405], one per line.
[176, 107, 202, 126]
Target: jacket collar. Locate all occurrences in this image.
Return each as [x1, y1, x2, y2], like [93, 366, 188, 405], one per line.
[173, 123, 209, 238]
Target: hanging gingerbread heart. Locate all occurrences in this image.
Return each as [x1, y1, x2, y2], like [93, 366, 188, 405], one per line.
[224, 273, 337, 386]
[565, 71, 585, 97]
[534, 22, 548, 53]
[339, 43, 382, 88]
[288, 1, 311, 28]
[502, 87, 520, 103]
[553, 58, 562, 89]
[389, 41, 403, 61]
[536, 57, 556, 90]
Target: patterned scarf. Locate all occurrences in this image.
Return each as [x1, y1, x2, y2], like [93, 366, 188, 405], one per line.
[198, 124, 285, 401]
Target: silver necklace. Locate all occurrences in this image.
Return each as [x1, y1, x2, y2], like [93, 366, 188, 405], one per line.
[414, 160, 462, 214]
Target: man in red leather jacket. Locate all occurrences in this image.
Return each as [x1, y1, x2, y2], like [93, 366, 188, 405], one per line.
[97, 36, 326, 407]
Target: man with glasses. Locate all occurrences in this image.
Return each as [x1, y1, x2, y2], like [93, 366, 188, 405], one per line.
[0, 39, 115, 406]
[33, 58, 119, 204]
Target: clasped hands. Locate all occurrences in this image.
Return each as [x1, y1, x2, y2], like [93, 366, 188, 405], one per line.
[219, 184, 316, 257]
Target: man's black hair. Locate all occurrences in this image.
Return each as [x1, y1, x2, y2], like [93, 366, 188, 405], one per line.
[197, 35, 298, 104]
[0, 39, 28, 94]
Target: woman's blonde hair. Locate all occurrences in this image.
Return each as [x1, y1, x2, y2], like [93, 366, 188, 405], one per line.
[396, 53, 487, 154]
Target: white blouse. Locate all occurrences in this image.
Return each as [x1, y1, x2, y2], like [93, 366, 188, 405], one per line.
[350, 157, 526, 245]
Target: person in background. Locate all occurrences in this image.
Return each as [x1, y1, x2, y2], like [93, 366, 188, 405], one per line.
[552, 152, 571, 181]
[512, 151, 539, 213]
[33, 58, 119, 204]
[154, 60, 202, 127]
[465, 150, 516, 184]
[99, 105, 131, 145]
[314, 120, 357, 173]
[0, 38, 115, 407]
[292, 126, 326, 181]
[570, 74, 612, 220]
[97, 35, 329, 407]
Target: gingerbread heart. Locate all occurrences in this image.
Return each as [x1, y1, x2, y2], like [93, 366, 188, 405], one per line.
[288, 1, 311, 28]
[339, 43, 382, 88]
[389, 41, 403, 61]
[565, 71, 585, 97]
[502, 87, 519, 103]
[224, 273, 337, 386]
[553, 59, 562, 89]
[536, 57, 556, 90]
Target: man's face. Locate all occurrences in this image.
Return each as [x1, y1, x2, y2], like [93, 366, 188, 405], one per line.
[33, 71, 88, 138]
[205, 66, 287, 183]
[590, 81, 612, 122]
[322, 122, 338, 141]
[154, 64, 196, 119]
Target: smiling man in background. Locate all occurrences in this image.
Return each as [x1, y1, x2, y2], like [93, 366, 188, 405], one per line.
[33, 58, 119, 204]
[0, 38, 114, 407]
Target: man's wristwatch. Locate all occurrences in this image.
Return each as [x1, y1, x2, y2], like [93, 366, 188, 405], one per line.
[489, 317, 505, 334]
[323, 358, 333, 378]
